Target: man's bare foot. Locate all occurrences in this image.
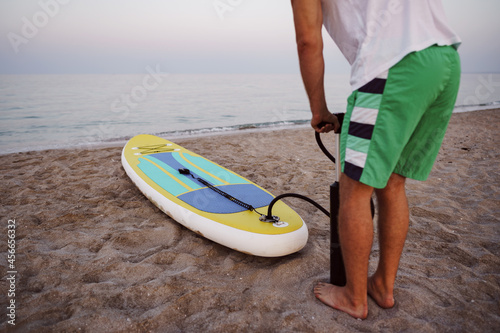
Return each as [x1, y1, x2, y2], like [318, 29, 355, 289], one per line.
[367, 276, 395, 309]
[313, 282, 368, 319]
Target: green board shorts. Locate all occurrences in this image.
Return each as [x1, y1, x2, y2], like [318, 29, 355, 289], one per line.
[340, 45, 461, 189]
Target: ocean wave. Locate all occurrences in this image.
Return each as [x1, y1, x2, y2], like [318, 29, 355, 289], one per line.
[100, 120, 311, 144]
[454, 100, 500, 113]
[159, 119, 309, 137]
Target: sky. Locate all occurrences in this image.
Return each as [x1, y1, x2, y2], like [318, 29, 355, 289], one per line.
[0, 0, 499, 74]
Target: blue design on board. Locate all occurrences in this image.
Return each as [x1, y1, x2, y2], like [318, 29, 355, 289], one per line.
[144, 155, 203, 189]
[137, 157, 189, 196]
[138, 152, 267, 213]
[181, 153, 249, 185]
[177, 183, 273, 214]
[151, 152, 225, 186]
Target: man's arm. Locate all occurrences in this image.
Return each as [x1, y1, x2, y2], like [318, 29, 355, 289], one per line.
[291, 0, 339, 133]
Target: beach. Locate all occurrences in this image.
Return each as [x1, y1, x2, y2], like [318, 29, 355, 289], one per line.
[0, 109, 499, 332]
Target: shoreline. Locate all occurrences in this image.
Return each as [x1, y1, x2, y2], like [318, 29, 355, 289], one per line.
[1, 107, 498, 156]
[0, 109, 499, 332]
[0, 121, 311, 157]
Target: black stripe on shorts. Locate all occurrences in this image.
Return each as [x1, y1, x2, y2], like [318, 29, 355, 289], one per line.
[358, 78, 386, 94]
[348, 121, 375, 140]
[344, 162, 363, 182]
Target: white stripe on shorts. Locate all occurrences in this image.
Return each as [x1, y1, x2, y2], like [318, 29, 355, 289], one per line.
[345, 148, 367, 168]
[350, 107, 379, 125]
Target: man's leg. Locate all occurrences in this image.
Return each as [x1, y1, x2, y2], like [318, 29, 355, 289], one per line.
[314, 173, 374, 319]
[368, 173, 409, 308]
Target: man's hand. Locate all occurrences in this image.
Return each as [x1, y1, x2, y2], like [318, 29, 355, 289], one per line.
[311, 111, 340, 133]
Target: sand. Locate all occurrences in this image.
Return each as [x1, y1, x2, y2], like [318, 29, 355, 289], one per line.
[0, 109, 499, 332]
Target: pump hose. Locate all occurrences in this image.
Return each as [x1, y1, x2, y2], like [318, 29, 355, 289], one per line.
[266, 193, 330, 220]
[314, 130, 336, 164]
[263, 116, 344, 220]
[263, 113, 376, 221]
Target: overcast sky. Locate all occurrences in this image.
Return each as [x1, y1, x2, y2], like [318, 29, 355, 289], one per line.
[1, 0, 499, 74]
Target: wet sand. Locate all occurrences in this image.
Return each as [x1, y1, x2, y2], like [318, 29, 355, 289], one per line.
[0, 109, 499, 332]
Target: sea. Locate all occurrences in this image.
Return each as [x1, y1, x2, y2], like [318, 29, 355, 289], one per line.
[1, 73, 499, 155]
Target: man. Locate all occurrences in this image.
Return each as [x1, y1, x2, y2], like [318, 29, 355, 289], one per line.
[291, 0, 461, 319]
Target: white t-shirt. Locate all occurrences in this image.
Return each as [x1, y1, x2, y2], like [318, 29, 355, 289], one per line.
[321, 0, 461, 90]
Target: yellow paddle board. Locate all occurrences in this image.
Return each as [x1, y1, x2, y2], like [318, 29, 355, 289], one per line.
[121, 134, 308, 257]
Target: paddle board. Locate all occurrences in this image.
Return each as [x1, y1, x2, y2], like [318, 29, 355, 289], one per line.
[121, 134, 308, 257]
